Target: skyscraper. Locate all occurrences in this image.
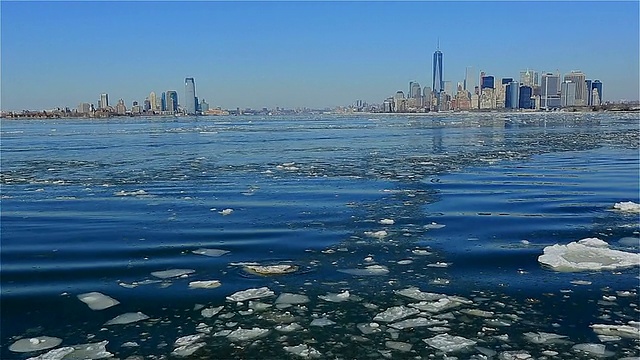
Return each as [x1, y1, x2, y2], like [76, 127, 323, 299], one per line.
[149, 92, 157, 111]
[505, 81, 520, 109]
[161, 92, 167, 111]
[185, 77, 197, 115]
[166, 90, 178, 113]
[409, 81, 421, 99]
[563, 71, 587, 106]
[592, 80, 603, 104]
[519, 86, 533, 109]
[561, 81, 577, 107]
[481, 75, 494, 89]
[432, 48, 444, 95]
[541, 72, 561, 109]
[99, 93, 109, 109]
[464, 66, 476, 93]
[519, 69, 539, 87]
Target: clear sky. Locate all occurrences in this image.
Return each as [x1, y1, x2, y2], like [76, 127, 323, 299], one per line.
[2, 1, 639, 110]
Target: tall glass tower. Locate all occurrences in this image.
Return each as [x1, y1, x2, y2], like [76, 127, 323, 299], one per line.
[184, 77, 197, 115]
[432, 50, 443, 94]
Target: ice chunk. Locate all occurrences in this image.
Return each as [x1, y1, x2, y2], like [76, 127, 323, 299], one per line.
[460, 309, 494, 318]
[192, 248, 229, 257]
[275, 293, 309, 304]
[389, 317, 446, 330]
[310, 318, 335, 327]
[283, 344, 321, 358]
[385, 341, 412, 352]
[114, 190, 147, 197]
[201, 306, 224, 318]
[226, 327, 269, 342]
[538, 238, 640, 272]
[338, 265, 389, 276]
[9, 337, 62, 353]
[409, 298, 464, 313]
[104, 312, 149, 325]
[395, 287, 447, 301]
[318, 290, 350, 302]
[571, 280, 592, 285]
[59, 340, 113, 359]
[364, 230, 388, 239]
[77, 292, 120, 310]
[412, 249, 431, 256]
[591, 323, 640, 339]
[275, 323, 303, 332]
[424, 222, 446, 229]
[427, 262, 450, 268]
[248, 301, 272, 311]
[379, 219, 395, 225]
[423, 333, 476, 353]
[613, 201, 640, 213]
[498, 350, 533, 359]
[373, 306, 420, 323]
[172, 334, 206, 358]
[188, 280, 221, 289]
[26, 347, 74, 360]
[397, 259, 413, 265]
[357, 323, 382, 335]
[243, 264, 298, 275]
[219, 208, 233, 215]
[572, 343, 612, 356]
[226, 287, 275, 302]
[523, 331, 568, 344]
[151, 269, 195, 279]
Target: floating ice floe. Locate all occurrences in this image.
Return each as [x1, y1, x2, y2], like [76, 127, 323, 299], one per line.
[379, 218, 395, 225]
[498, 350, 533, 359]
[275, 323, 303, 332]
[423, 333, 477, 353]
[523, 331, 568, 344]
[192, 248, 229, 257]
[172, 334, 206, 357]
[318, 290, 351, 302]
[283, 344, 321, 358]
[572, 343, 614, 357]
[77, 292, 120, 310]
[189, 280, 221, 289]
[9, 337, 62, 353]
[226, 287, 275, 302]
[151, 269, 195, 279]
[226, 327, 270, 342]
[395, 287, 447, 301]
[591, 323, 640, 339]
[397, 259, 413, 265]
[460, 309, 494, 318]
[424, 222, 446, 229]
[59, 340, 113, 360]
[310, 318, 336, 327]
[411, 249, 431, 256]
[373, 306, 420, 323]
[338, 265, 389, 276]
[357, 322, 382, 335]
[389, 317, 446, 330]
[385, 341, 412, 352]
[427, 262, 451, 268]
[219, 208, 233, 216]
[364, 230, 388, 239]
[275, 293, 309, 305]
[538, 238, 640, 272]
[243, 264, 298, 275]
[613, 201, 640, 213]
[25, 347, 74, 360]
[409, 298, 465, 313]
[104, 312, 149, 325]
[114, 190, 148, 197]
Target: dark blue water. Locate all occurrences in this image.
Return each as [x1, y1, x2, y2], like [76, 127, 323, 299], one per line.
[1, 113, 639, 359]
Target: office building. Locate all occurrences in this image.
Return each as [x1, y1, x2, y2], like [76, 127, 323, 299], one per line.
[116, 99, 127, 115]
[149, 92, 157, 111]
[99, 93, 109, 109]
[464, 66, 476, 93]
[505, 81, 519, 109]
[166, 91, 178, 113]
[560, 81, 577, 107]
[161, 92, 167, 111]
[185, 77, 197, 115]
[520, 69, 539, 88]
[77, 103, 91, 114]
[592, 80, 603, 104]
[585, 80, 593, 105]
[409, 81, 421, 99]
[541, 72, 561, 109]
[432, 47, 443, 110]
[481, 75, 494, 89]
[519, 86, 533, 109]
[563, 71, 587, 106]
[591, 88, 601, 106]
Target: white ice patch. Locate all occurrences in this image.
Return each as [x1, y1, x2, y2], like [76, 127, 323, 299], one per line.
[523, 331, 568, 344]
[219, 208, 234, 215]
[460, 309, 494, 318]
[310, 318, 336, 327]
[275, 323, 303, 332]
[104, 312, 149, 325]
[77, 292, 120, 310]
[318, 290, 351, 302]
[572, 343, 614, 357]
[591, 323, 640, 339]
[9, 337, 62, 353]
[379, 219, 395, 225]
[61, 340, 113, 359]
[26, 347, 74, 360]
[389, 317, 446, 330]
[338, 265, 389, 276]
[226, 327, 270, 342]
[395, 287, 447, 301]
[373, 306, 420, 323]
[364, 230, 388, 239]
[613, 201, 640, 213]
[283, 344, 321, 358]
[423, 333, 477, 353]
[538, 238, 640, 272]
[114, 190, 148, 197]
[411, 249, 431, 256]
[243, 264, 298, 275]
[275, 293, 310, 305]
[192, 248, 229, 257]
[385, 341, 412, 352]
[189, 280, 221, 289]
[409, 298, 465, 313]
[151, 269, 195, 279]
[424, 222, 446, 229]
[226, 287, 275, 302]
[172, 334, 206, 358]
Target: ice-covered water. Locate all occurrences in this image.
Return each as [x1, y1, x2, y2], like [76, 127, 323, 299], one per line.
[1, 113, 639, 359]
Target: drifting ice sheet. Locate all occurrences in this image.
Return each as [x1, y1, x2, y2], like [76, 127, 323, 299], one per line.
[226, 287, 275, 302]
[9, 337, 62, 353]
[423, 333, 477, 353]
[338, 265, 389, 276]
[77, 292, 119, 310]
[538, 238, 640, 272]
[373, 306, 420, 323]
[613, 201, 640, 213]
[227, 327, 270, 342]
[192, 248, 229, 257]
[151, 269, 195, 279]
[189, 280, 221, 289]
[104, 312, 149, 325]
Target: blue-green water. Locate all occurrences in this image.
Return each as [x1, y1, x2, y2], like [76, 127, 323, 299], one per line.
[1, 113, 638, 359]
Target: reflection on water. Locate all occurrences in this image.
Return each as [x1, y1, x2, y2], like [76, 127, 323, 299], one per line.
[1, 113, 639, 359]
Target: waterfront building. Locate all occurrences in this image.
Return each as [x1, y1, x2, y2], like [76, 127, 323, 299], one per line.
[505, 81, 520, 109]
[166, 91, 178, 113]
[116, 99, 127, 115]
[161, 92, 167, 111]
[481, 75, 494, 89]
[77, 103, 91, 114]
[541, 72, 561, 109]
[409, 81, 421, 99]
[479, 88, 496, 109]
[422, 87, 432, 110]
[143, 98, 151, 112]
[560, 81, 576, 107]
[443, 81, 453, 96]
[470, 93, 480, 109]
[519, 86, 533, 109]
[432, 46, 444, 110]
[592, 80, 603, 104]
[591, 88, 601, 106]
[520, 69, 539, 88]
[464, 66, 476, 93]
[383, 97, 394, 112]
[563, 71, 587, 106]
[99, 93, 109, 109]
[200, 99, 210, 113]
[585, 80, 593, 106]
[184, 77, 197, 115]
[455, 90, 471, 110]
[149, 92, 157, 111]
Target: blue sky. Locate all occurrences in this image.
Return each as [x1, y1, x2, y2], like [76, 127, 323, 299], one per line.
[2, 1, 639, 110]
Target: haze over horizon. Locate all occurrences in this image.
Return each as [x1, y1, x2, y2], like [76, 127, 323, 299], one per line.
[2, 1, 639, 111]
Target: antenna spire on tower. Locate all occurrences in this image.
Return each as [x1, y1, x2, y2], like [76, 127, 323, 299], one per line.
[437, 37, 440, 50]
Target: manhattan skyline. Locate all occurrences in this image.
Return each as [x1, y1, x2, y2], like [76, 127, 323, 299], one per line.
[2, 1, 639, 111]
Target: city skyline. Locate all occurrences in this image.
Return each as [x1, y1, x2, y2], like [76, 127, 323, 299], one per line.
[2, 1, 639, 111]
